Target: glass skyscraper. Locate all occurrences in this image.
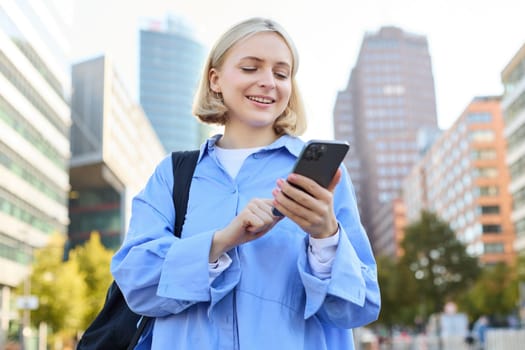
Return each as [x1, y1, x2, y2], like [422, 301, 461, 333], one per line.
[69, 56, 165, 251]
[139, 16, 207, 152]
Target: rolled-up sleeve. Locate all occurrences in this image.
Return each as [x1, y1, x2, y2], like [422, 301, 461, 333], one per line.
[111, 156, 238, 317]
[297, 166, 381, 328]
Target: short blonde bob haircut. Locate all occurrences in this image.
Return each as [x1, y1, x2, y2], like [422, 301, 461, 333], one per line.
[193, 17, 307, 136]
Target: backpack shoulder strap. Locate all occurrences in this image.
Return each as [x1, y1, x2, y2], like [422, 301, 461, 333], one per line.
[171, 150, 200, 237]
[127, 150, 199, 350]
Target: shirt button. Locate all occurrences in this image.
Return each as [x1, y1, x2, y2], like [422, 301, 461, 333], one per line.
[253, 151, 267, 159]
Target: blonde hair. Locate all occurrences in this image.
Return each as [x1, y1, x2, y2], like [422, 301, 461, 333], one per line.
[192, 17, 307, 136]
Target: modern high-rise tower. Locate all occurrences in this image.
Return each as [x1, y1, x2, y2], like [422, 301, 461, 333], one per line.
[69, 56, 165, 250]
[334, 26, 438, 243]
[0, 0, 72, 341]
[139, 15, 208, 152]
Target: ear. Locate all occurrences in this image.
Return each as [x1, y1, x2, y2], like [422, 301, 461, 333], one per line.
[209, 68, 221, 93]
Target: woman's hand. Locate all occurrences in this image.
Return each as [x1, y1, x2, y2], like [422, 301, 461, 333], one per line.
[209, 198, 282, 262]
[272, 168, 342, 238]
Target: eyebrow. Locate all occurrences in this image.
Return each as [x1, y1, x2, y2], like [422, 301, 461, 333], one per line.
[239, 56, 291, 69]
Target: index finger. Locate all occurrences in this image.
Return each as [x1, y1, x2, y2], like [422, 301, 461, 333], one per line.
[287, 173, 326, 198]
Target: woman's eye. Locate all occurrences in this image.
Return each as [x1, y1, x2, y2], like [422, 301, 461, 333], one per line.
[274, 72, 289, 79]
[241, 67, 257, 72]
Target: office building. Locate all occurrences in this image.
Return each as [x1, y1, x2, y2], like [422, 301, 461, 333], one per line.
[371, 199, 406, 258]
[139, 15, 209, 152]
[333, 26, 438, 247]
[69, 56, 165, 250]
[501, 43, 525, 254]
[0, 0, 72, 341]
[403, 96, 515, 265]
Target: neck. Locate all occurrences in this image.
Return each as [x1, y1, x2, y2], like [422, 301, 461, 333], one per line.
[219, 124, 279, 149]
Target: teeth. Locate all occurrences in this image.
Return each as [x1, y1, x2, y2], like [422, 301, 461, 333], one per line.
[248, 96, 273, 104]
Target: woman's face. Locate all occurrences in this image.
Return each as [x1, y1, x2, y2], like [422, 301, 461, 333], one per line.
[209, 32, 293, 131]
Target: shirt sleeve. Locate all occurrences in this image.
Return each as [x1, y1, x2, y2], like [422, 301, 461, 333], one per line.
[209, 253, 232, 283]
[307, 230, 340, 279]
[111, 156, 239, 317]
[297, 166, 381, 329]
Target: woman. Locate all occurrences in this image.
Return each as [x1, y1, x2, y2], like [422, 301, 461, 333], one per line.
[111, 17, 380, 349]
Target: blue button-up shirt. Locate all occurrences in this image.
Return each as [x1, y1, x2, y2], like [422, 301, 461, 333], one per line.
[111, 134, 380, 349]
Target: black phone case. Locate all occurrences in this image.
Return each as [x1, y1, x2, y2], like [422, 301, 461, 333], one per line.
[292, 140, 350, 188]
[272, 140, 349, 217]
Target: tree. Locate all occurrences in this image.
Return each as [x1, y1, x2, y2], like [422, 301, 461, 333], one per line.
[25, 233, 88, 341]
[376, 254, 419, 328]
[399, 210, 480, 319]
[459, 262, 519, 323]
[69, 231, 114, 328]
[23, 232, 115, 346]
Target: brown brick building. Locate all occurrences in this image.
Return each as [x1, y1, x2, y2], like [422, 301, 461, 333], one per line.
[403, 96, 515, 265]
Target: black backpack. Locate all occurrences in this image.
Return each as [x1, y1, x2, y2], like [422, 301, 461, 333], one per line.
[77, 150, 199, 350]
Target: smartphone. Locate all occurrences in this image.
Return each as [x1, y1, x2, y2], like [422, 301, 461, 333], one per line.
[273, 140, 350, 216]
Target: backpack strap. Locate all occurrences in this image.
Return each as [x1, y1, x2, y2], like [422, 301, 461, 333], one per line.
[127, 150, 199, 350]
[171, 150, 200, 237]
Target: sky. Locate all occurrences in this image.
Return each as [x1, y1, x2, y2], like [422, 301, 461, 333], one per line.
[70, 0, 525, 140]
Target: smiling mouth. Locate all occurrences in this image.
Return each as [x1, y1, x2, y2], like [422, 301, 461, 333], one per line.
[247, 96, 275, 104]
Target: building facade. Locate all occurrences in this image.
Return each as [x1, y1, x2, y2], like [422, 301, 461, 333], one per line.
[371, 198, 406, 258]
[139, 16, 209, 152]
[0, 0, 72, 341]
[403, 96, 516, 265]
[333, 26, 438, 247]
[69, 56, 165, 250]
[501, 43, 525, 254]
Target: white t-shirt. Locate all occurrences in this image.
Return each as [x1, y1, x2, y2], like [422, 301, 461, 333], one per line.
[215, 145, 263, 179]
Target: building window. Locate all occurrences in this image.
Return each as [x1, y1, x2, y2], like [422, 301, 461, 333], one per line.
[467, 112, 492, 123]
[481, 205, 500, 214]
[476, 167, 498, 178]
[469, 130, 495, 142]
[504, 90, 525, 125]
[484, 243, 504, 253]
[513, 186, 525, 209]
[516, 218, 525, 236]
[507, 124, 525, 152]
[471, 149, 496, 160]
[482, 224, 502, 234]
[479, 186, 499, 196]
[510, 155, 525, 182]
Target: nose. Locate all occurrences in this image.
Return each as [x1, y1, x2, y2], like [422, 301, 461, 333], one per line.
[258, 69, 276, 89]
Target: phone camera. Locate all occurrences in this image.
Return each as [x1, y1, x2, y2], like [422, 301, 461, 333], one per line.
[304, 144, 325, 161]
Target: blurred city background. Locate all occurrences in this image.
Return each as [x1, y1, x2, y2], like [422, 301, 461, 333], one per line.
[1, 0, 525, 349]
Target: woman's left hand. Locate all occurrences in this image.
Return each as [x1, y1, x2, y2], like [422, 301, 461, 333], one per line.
[272, 168, 342, 238]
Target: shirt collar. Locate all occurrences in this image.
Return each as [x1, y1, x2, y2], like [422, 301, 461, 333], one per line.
[200, 134, 305, 161]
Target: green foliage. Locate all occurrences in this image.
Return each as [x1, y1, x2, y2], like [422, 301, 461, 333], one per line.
[24, 232, 115, 343]
[458, 262, 519, 322]
[26, 233, 88, 339]
[69, 232, 114, 328]
[376, 254, 418, 327]
[518, 254, 525, 282]
[375, 211, 522, 330]
[398, 211, 480, 319]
